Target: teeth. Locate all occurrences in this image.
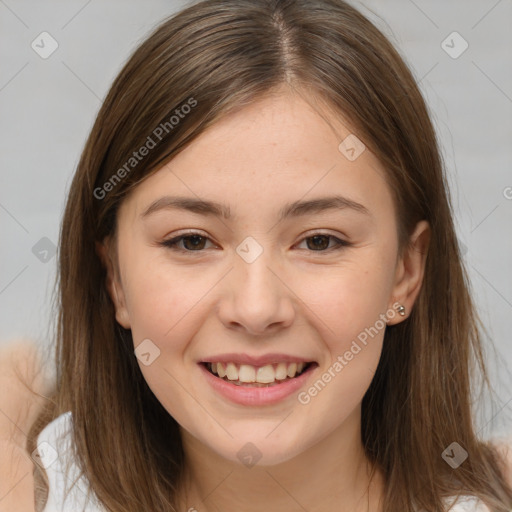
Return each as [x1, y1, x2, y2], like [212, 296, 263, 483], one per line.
[256, 365, 275, 383]
[238, 364, 256, 383]
[287, 362, 297, 378]
[275, 362, 288, 380]
[226, 363, 238, 380]
[208, 361, 309, 383]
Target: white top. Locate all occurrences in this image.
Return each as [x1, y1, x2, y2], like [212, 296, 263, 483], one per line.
[36, 412, 104, 512]
[36, 412, 494, 512]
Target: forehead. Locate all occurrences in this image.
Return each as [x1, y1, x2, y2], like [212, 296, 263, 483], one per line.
[119, 90, 394, 224]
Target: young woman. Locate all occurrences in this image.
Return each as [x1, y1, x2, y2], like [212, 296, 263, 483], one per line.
[6, 0, 511, 510]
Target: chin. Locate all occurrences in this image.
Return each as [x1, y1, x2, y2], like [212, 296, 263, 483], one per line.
[215, 434, 309, 468]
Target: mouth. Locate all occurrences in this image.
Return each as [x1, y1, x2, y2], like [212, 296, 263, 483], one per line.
[200, 361, 318, 388]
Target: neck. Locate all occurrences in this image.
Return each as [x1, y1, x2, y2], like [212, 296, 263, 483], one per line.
[176, 408, 384, 512]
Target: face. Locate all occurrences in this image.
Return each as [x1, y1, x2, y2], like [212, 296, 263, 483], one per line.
[99, 87, 429, 467]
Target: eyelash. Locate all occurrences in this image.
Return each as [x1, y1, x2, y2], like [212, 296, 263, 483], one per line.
[159, 231, 351, 254]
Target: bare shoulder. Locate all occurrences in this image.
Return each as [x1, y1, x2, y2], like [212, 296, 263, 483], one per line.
[0, 339, 54, 434]
[489, 436, 512, 488]
[0, 339, 55, 512]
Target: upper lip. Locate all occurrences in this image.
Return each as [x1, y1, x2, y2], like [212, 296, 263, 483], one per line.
[199, 353, 316, 367]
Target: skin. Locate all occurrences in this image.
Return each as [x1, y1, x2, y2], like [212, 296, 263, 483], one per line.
[0, 341, 54, 512]
[98, 85, 430, 512]
[1, 86, 511, 511]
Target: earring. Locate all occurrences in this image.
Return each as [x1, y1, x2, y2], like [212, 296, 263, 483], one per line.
[397, 304, 406, 316]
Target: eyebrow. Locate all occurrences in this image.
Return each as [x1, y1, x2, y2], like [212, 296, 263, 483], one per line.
[139, 195, 371, 222]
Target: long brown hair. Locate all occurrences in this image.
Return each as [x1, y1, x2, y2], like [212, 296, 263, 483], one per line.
[27, 0, 512, 510]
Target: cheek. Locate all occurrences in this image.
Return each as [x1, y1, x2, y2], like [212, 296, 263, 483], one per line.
[122, 253, 210, 341]
[294, 256, 393, 433]
[296, 253, 396, 351]
[125, 262, 210, 423]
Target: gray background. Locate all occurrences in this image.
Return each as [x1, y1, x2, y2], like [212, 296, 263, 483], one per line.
[1, 1, 511, 437]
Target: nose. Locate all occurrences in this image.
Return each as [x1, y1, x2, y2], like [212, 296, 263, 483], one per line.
[216, 244, 296, 336]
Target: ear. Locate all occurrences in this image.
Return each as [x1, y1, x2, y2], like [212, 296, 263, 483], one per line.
[95, 237, 131, 329]
[387, 220, 430, 325]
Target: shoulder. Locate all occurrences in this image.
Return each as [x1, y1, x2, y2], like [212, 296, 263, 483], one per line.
[441, 435, 512, 512]
[35, 411, 105, 512]
[489, 435, 512, 487]
[443, 495, 492, 512]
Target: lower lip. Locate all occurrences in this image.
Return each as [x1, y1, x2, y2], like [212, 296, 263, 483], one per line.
[198, 363, 318, 406]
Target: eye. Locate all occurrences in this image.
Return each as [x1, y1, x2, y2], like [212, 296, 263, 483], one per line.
[159, 231, 350, 254]
[160, 232, 214, 252]
[296, 234, 350, 252]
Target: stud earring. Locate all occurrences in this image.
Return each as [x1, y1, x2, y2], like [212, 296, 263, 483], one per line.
[397, 304, 406, 316]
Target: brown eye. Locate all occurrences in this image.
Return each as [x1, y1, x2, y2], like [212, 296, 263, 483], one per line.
[306, 235, 330, 251]
[161, 234, 213, 252]
[181, 235, 208, 250]
[298, 234, 350, 252]
[160, 232, 350, 254]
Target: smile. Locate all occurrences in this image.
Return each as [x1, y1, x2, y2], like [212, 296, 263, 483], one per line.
[199, 361, 319, 406]
[205, 361, 314, 386]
